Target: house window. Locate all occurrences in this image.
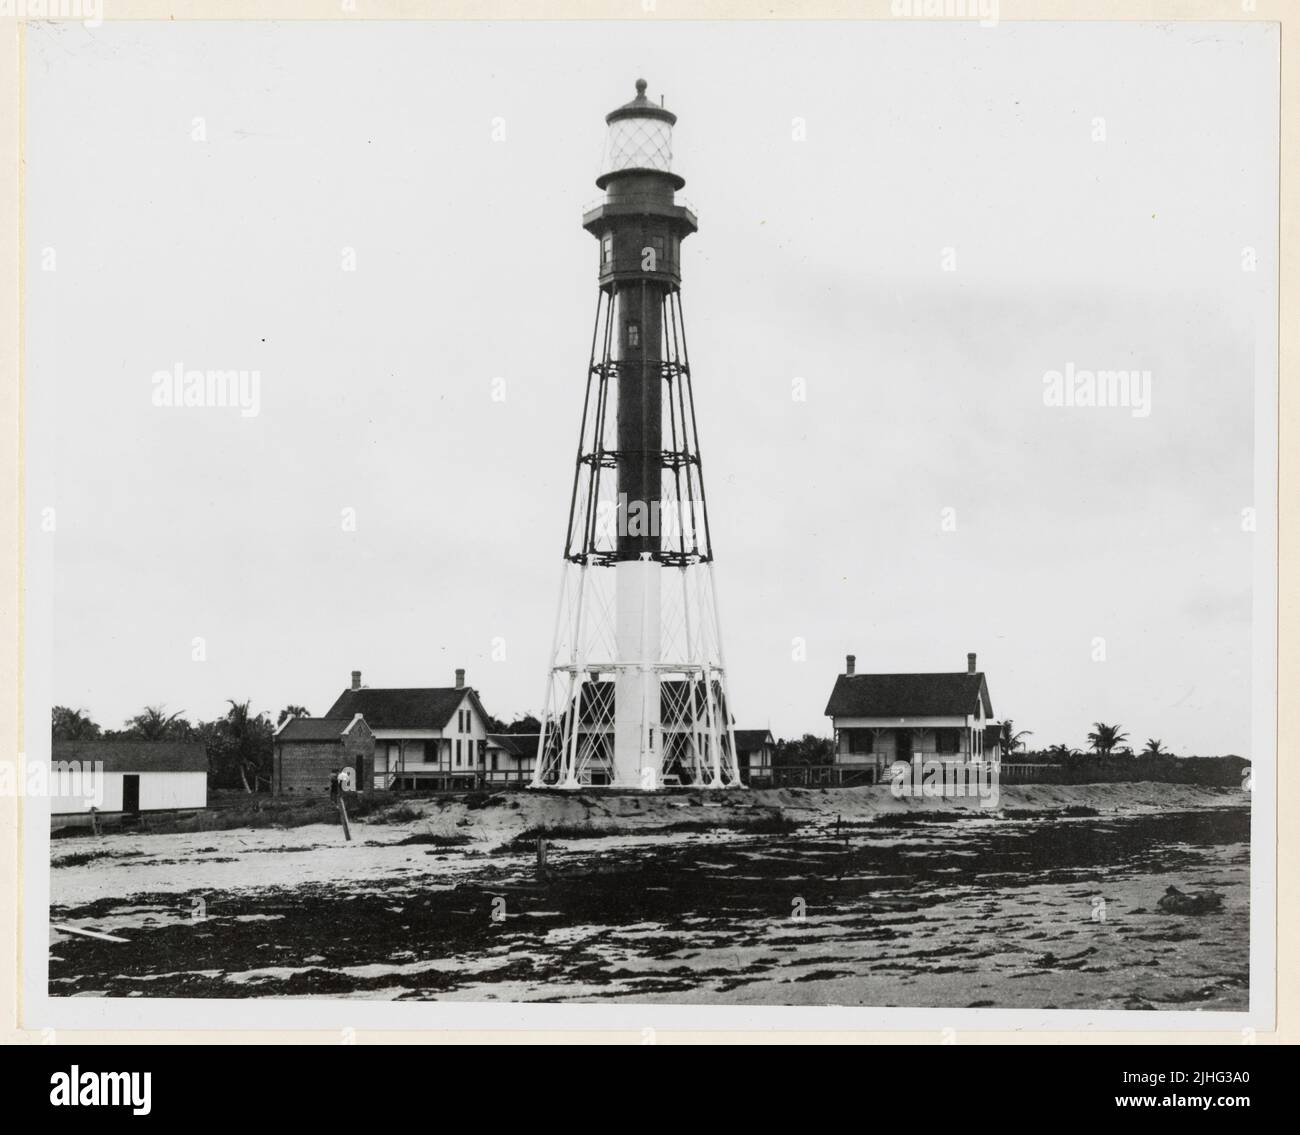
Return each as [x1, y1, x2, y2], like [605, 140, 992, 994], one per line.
[849, 730, 874, 754]
[455, 739, 462, 766]
[491, 754, 499, 771]
[936, 729, 959, 755]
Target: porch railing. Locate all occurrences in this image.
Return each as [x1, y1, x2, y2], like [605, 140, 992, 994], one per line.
[378, 768, 535, 792]
[773, 757, 997, 789]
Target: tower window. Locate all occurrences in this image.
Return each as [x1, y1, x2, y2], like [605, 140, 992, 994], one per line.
[627, 322, 640, 348]
[602, 234, 613, 263]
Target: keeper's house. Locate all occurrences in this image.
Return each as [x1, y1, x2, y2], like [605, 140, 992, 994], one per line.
[272, 713, 374, 794]
[824, 652, 998, 784]
[50, 740, 208, 829]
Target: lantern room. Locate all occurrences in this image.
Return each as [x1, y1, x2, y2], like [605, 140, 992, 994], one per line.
[584, 79, 697, 288]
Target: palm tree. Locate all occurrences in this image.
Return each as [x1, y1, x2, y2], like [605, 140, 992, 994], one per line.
[123, 705, 187, 741]
[52, 706, 101, 741]
[1142, 738, 1167, 755]
[277, 705, 310, 726]
[224, 699, 257, 793]
[999, 719, 1033, 755]
[1046, 742, 1080, 760]
[1087, 722, 1129, 756]
[217, 700, 274, 793]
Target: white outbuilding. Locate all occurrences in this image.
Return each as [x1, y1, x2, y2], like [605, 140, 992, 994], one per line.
[50, 740, 208, 828]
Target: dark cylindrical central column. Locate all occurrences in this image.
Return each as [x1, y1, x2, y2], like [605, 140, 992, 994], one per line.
[616, 280, 663, 560]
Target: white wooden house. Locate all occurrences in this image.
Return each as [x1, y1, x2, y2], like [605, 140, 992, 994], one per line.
[325, 668, 493, 790]
[824, 652, 999, 784]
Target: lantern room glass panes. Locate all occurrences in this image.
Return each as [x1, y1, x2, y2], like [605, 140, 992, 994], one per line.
[603, 116, 673, 175]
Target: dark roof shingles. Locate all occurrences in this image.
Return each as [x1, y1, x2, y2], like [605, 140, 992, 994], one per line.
[51, 740, 208, 773]
[487, 734, 539, 759]
[278, 717, 350, 742]
[324, 688, 467, 731]
[824, 672, 993, 719]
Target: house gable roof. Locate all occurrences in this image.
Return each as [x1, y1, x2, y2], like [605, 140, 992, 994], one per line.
[275, 716, 369, 742]
[52, 740, 208, 774]
[487, 734, 539, 759]
[733, 729, 774, 751]
[825, 672, 993, 719]
[324, 687, 486, 732]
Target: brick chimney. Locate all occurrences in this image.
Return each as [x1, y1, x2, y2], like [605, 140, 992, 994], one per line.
[351, 669, 362, 691]
[846, 654, 856, 676]
[455, 668, 465, 690]
[967, 652, 977, 675]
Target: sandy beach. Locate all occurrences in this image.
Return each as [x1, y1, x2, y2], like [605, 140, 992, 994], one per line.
[47, 784, 1249, 1008]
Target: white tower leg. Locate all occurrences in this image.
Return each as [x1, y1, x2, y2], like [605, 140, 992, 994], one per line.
[613, 556, 661, 787]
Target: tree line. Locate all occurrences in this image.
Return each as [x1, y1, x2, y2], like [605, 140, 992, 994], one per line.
[54, 702, 1240, 790]
[52, 704, 547, 793]
[770, 721, 1232, 768]
[50, 703, 306, 792]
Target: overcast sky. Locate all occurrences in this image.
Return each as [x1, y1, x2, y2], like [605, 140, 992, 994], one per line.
[24, 19, 1276, 755]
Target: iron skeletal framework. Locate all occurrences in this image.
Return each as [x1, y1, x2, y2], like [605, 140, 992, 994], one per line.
[532, 81, 742, 790]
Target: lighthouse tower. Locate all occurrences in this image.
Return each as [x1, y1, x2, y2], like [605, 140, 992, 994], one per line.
[532, 80, 742, 791]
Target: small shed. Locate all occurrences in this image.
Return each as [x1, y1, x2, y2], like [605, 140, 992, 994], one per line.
[733, 729, 775, 785]
[485, 733, 539, 787]
[51, 740, 208, 827]
[273, 714, 374, 794]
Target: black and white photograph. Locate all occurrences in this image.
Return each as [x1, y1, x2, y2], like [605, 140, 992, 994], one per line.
[16, 11, 1278, 1031]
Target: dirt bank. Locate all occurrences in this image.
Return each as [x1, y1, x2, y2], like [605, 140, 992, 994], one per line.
[48, 782, 1246, 910]
[52, 781, 1245, 853]
[353, 781, 1247, 846]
